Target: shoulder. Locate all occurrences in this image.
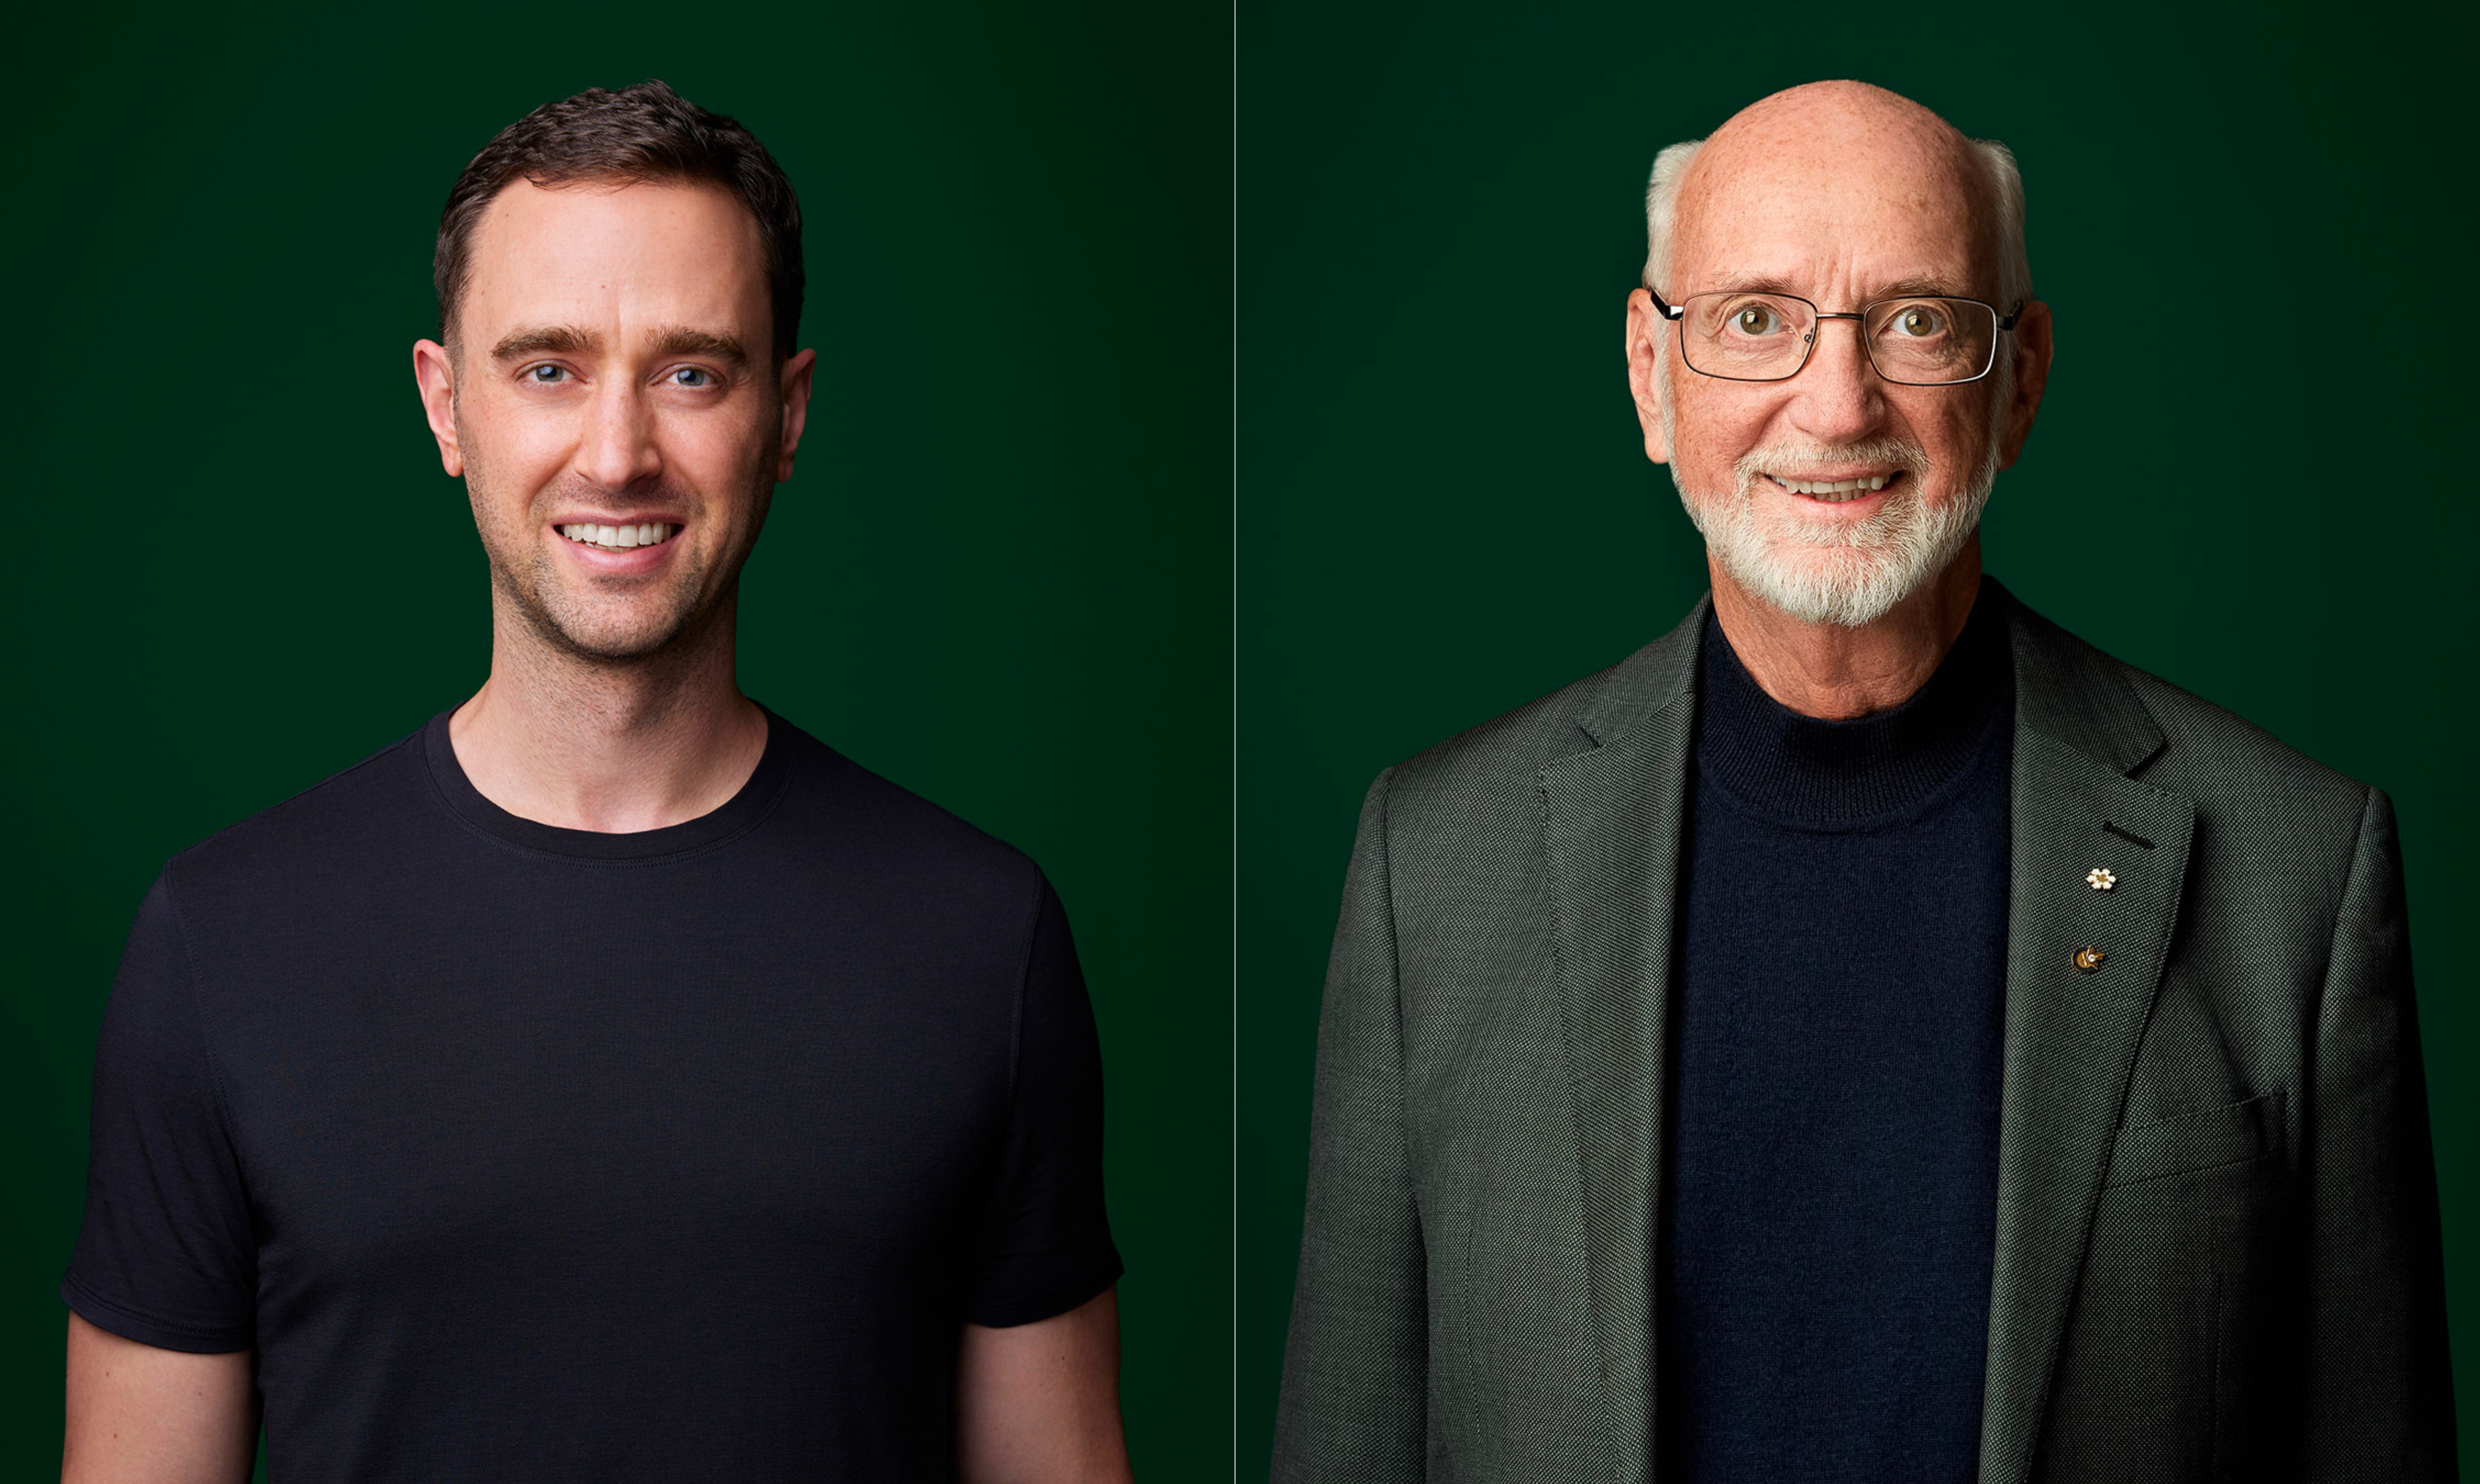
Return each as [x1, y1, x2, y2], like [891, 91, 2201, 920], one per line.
[2004, 590, 2379, 921]
[2124, 666, 2370, 816]
[1376, 600, 1706, 824]
[160, 724, 436, 901]
[763, 716, 1052, 908]
[2008, 591, 2373, 824]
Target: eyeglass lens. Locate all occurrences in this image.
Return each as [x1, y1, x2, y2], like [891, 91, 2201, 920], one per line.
[1679, 292, 1997, 385]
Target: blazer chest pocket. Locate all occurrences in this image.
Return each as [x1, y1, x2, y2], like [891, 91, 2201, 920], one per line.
[2102, 1090, 2283, 1189]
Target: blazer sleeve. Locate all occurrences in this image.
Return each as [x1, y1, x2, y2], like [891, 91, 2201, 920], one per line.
[2298, 785, 2457, 1477]
[1271, 769, 1427, 1482]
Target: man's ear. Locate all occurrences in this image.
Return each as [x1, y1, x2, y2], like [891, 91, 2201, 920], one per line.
[1625, 289, 1672, 465]
[1996, 298, 2053, 471]
[775, 347, 817, 483]
[412, 339, 463, 477]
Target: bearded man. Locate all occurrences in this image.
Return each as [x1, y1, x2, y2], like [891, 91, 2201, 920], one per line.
[1272, 80, 2453, 1482]
[62, 82, 1130, 1482]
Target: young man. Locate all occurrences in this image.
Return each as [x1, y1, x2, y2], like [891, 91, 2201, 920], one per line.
[64, 81, 1131, 1482]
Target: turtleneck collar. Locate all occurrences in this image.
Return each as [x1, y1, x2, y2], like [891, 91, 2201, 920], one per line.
[1693, 581, 2012, 831]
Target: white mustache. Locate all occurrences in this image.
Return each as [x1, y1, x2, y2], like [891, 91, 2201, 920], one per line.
[1732, 437, 1932, 487]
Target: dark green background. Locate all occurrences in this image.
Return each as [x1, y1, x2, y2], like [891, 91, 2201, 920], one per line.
[1239, 0, 2475, 1477]
[7, 3, 1228, 1477]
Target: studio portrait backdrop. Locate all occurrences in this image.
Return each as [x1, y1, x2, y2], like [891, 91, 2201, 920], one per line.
[7, 3, 1228, 1476]
[1237, 0, 2475, 1475]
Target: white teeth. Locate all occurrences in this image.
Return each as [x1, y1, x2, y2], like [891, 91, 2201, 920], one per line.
[559, 522, 675, 548]
[1771, 473, 1892, 500]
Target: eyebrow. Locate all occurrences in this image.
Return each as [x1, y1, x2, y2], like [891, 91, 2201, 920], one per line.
[646, 326, 751, 367]
[489, 324, 752, 367]
[491, 325, 597, 361]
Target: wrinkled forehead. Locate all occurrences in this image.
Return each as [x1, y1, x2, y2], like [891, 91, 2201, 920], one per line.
[1671, 120, 1998, 299]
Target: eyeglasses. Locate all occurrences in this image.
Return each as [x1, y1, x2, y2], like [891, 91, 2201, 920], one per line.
[1646, 286, 2025, 386]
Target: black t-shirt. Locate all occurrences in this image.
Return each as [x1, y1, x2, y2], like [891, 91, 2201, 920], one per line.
[64, 706, 1122, 1481]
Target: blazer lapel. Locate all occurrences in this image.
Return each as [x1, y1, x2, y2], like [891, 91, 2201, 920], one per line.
[1538, 603, 1703, 1484]
[1531, 586, 2193, 1482]
[1977, 592, 2197, 1484]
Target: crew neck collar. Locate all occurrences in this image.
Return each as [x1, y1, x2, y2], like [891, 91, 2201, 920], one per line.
[1694, 582, 2012, 830]
[421, 704, 794, 861]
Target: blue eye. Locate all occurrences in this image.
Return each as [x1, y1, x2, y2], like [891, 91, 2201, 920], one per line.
[527, 364, 566, 383]
[670, 367, 712, 388]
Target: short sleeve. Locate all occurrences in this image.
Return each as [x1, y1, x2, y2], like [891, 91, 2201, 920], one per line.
[61, 873, 257, 1353]
[963, 878, 1123, 1327]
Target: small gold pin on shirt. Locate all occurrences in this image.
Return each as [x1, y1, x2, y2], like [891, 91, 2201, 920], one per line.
[2074, 946, 2107, 973]
[2086, 868, 2117, 891]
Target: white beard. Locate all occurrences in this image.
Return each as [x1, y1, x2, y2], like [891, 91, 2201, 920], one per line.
[1659, 358, 2004, 628]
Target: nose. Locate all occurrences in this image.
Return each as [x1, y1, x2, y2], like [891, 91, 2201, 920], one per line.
[1787, 315, 1888, 447]
[575, 376, 663, 492]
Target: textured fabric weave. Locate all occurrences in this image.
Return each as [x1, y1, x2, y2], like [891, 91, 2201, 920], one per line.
[1661, 595, 2011, 1481]
[1272, 579, 2454, 1483]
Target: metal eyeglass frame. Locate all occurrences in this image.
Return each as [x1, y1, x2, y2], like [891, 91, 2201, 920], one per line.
[1645, 286, 2026, 386]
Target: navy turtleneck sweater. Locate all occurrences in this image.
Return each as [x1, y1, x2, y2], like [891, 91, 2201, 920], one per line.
[1658, 586, 2013, 1482]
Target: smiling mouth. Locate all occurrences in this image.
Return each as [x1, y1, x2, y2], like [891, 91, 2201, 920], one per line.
[1764, 471, 1901, 503]
[558, 522, 679, 550]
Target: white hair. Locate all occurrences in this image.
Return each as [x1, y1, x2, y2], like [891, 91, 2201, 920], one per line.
[1641, 136, 2032, 312]
[1658, 355, 2003, 626]
[1641, 139, 1706, 298]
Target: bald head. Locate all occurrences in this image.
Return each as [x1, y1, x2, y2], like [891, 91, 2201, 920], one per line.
[1643, 81, 2026, 313]
[1621, 81, 2054, 636]
[1707, 79, 1976, 176]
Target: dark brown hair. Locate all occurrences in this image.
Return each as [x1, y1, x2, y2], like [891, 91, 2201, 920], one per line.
[433, 80, 804, 361]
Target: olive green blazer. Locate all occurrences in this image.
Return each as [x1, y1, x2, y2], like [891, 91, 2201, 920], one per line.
[1271, 581, 2454, 1482]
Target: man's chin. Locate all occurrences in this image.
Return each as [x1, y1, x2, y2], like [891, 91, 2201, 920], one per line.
[1700, 508, 1954, 628]
[546, 613, 703, 662]
[509, 589, 706, 664]
[484, 550, 716, 663]
[1730, 548, 1931, 627]
[1684, 476, 1986, 629]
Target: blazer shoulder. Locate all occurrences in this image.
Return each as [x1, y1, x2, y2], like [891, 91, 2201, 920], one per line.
[2125, 666, 2368, 808]
[1384, 601, 1706, 808]
[2011, 591, 2376, 844]
[1389, 669, 1603, 794]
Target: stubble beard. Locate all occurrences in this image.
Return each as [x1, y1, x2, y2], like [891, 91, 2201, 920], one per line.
[484, 508, 721, 664]
[1659, 354, 2004, 628]
[458, 421, 766, 667]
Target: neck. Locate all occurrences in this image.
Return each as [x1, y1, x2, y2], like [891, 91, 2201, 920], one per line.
[448, 590, 770, 833]
[1706, 538, 1985, 721]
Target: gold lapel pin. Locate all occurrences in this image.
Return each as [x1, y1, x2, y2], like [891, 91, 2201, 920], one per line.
[2074, 946, 2107, 973]
[2086, 868, 2117, 891]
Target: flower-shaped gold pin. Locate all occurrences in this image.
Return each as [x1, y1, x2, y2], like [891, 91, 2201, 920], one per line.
[2074, 946, 2107, 973]
[2086, 868, 2117, 891]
